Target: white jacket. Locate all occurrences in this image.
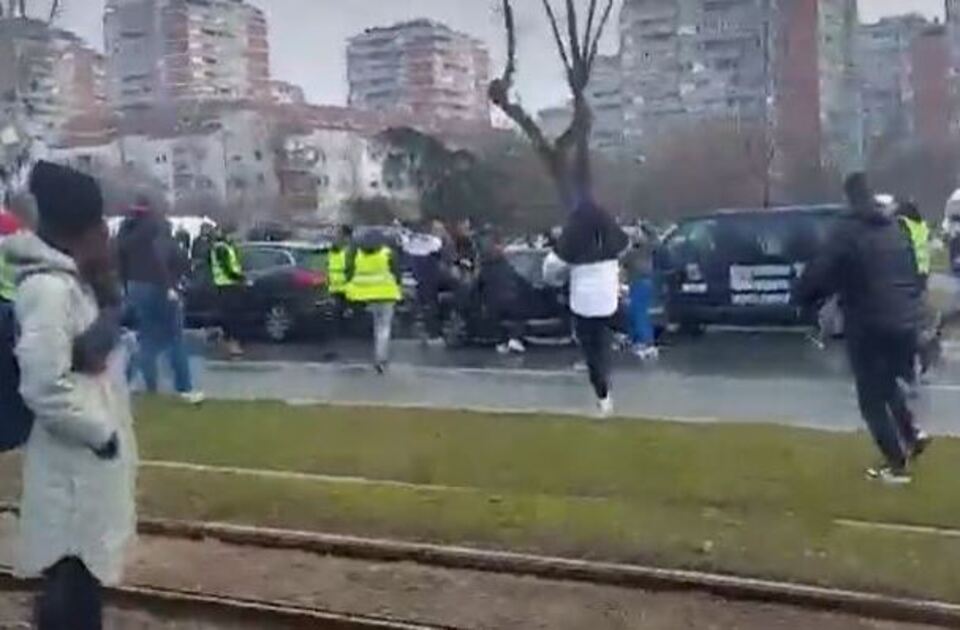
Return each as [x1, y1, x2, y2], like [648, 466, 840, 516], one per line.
[2, 232, 137, 585]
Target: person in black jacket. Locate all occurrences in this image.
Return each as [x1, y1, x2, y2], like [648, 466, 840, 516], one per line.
[556, 199, 629, 416]
[116, 198, 201, 403]
[477, 236, 528, 354]
[794, 173, 927, 484]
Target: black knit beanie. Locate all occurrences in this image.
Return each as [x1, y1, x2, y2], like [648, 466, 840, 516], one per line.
[29, 161, 104, 238]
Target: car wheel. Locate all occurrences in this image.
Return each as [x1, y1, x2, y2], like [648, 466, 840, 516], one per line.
[442, 310, 467, 348]
[264, 304, 295, 342]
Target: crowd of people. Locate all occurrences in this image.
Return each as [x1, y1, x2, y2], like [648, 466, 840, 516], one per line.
[0, 159, 943, 626]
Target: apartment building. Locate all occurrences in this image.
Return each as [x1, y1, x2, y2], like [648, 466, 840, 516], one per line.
[620, 0, 862, 191]
[0, 18, 107, 145]
[620, 0, 771, 149]
[910, 24, 952, 150]
[347, 20, 491, 123]
[857, 15, 928, 147]
[104, 0, 270, 112]
[589, 55, 625, 153]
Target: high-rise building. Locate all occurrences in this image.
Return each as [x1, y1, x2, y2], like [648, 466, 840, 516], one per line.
[620, 0, 862, 195]
[103, 0, 270, 112]
[0, 18, 107, 145]
[620, 0, 771, 149]
[909, 24, 952, 149]
[944, 0, 960, 134]
[588, 55, 624, 153]
[857, 15, 928, 147]
[347, 20, 491, 123]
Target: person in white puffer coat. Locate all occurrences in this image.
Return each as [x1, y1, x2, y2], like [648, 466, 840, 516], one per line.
[2, 161, 137, 630]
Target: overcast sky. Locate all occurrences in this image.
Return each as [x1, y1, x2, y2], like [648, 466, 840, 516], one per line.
[55, 0, 946, 110]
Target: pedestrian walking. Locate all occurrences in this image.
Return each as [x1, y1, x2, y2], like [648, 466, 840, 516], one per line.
[191, 222, 215, 278]
[896, 200, 931, 287]
[2, 161, 137, 629]
[116, 197, 203, 403]
[209, 225, 246, 357]
[555, 198, 629, 417]
[346, 229, 402, 373]
[403, 221, 446, 345]
[623, 224, 659, 360]
[894, 199, 937, 388]
[794, 173, 928, 484]
[328, 225, 353, 331]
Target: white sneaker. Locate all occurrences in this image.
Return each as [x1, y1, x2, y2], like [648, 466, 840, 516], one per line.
[496, 343, 511, 355]
[597, 396, 614, 418]
[507, 338, 526, 354]
[643, 346, 660, 361]
[865, 466, 911, 485]
[179, 391, 206, 405]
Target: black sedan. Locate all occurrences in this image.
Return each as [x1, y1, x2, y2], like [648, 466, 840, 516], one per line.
[184, 241, 335, 342]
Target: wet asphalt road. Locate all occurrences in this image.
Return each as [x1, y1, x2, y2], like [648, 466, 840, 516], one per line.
[176, 273, 960, 433]
[188, 328, 960, 435]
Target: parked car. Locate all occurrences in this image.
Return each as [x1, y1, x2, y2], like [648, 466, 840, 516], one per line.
[184, 241, 335, 342]
[654, 205, 844, 333]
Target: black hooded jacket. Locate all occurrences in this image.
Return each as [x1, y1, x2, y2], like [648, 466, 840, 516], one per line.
[793, 194, 922, 336]
[556, 201, 628, 265]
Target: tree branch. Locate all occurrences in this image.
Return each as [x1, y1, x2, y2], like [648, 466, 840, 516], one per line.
[582, 0, 599, 63]
[497, 0, 517, 88]
[48, 0, 62, 23]
[586, 0, 615, 71]
[564, 0, 582, 65]
[490, 0, 554, 163]
[541, 0, 572, 75]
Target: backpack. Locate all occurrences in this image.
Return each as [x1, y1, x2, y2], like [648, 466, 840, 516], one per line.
[0, 299, 33, 451]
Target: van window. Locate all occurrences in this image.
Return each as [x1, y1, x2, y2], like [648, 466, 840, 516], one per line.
[668, 211, 839, 265]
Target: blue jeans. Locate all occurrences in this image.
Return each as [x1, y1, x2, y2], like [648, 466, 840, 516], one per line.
[127, 282, 193, 394]
[629, 278, 654, 346]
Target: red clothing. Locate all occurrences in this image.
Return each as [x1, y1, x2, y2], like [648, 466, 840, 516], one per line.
[0, 212, 22, 236]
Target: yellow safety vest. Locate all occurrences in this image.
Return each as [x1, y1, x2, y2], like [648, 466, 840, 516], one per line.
[328, 248, 348, 296]
[0, 254, 14, 301]
[211, 241, 243, 287]
[346, 247, 401, 303]
[900, 216, 931, 275]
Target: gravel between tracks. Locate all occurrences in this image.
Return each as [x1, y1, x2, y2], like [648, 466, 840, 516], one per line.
[0, 515, 945, 629]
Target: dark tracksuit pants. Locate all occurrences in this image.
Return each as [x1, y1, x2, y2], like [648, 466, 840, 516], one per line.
[35, 557, 103, 630]
[575, 315, 613, 400]
[847, 330, 920, 469]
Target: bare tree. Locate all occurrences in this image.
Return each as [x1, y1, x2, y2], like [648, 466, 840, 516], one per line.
[489, 0, 614, 207]
[2, 0, 66, 23]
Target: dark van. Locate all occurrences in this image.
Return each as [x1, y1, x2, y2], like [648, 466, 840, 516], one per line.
[654, 205, 844, 332]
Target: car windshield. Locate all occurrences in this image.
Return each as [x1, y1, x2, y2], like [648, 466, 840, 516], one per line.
[666, 211, 840, 264]
[507, 251, 548, 285]
[292, 249, 327, 272]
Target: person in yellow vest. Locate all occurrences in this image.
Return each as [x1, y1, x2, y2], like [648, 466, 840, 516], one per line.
[209, 226, 246, 357]
[345, 229, 402, 374]
[327, 225, 353, 329]
[0, 210, 24, 304]
[896, 200, 931, 287]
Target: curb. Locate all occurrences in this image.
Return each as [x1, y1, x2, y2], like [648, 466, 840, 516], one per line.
[3, 504, 959, 627]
